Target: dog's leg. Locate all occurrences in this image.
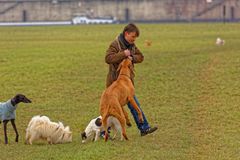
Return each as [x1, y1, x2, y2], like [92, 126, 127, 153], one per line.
[25, 133, 30, 144]
[119, 118, 128, 141]
[25, 128, 32, 144]
[122, 108, 131, 127]
[29, 138, 35, 145]
[94, 131, 100, 142]
[111, 126, 118, 140]
[10, 119, 19, 143]
[3, 120, 9, 144]
[92, 132, 96, 141]
[28, 135, 35, 145]
[102, 117, 109, 142]
[118, 113, 128, 141]
[28, 131, 39, 145]
[128, 97, 144, 123]
[112, 112, 128, 141]
[47, 137, 53, 144]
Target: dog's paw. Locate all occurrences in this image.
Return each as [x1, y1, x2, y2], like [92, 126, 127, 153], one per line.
[126, 122, 132, 127]
[15, 135, 19, 141]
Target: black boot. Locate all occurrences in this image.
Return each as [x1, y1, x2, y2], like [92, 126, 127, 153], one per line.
[141, 126, 158, 136]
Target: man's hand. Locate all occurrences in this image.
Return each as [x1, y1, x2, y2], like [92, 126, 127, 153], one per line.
[124, 49, 131, 57]
[127, 56, 133, 61]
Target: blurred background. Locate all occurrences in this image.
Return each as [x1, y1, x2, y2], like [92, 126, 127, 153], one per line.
[0, 0, 239, 24]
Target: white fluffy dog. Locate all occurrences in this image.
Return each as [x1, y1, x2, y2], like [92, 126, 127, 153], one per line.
[25, 115, 72, 145]
[81, 116, 122, 143]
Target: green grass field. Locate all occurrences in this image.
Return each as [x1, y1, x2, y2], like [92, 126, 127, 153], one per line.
[0, 23, 239, 160]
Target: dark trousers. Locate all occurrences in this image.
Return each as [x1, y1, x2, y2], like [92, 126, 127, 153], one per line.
[127, 95, 150, 132]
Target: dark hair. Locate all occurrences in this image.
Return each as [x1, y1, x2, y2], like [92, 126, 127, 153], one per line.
[122, 23, 140, 37]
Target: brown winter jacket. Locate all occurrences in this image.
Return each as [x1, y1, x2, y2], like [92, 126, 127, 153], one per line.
[105, 38, 144, 88]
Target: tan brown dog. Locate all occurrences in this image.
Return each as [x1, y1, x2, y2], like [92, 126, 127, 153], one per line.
[100, 58, 144, 141]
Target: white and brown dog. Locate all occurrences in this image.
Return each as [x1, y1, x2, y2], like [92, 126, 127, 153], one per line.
[81, 116, 103, 143]
[25, 115, 72, 145]
[81, 116, 122, 143]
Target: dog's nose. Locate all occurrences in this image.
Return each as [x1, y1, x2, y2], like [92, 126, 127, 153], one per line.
[24, 98, 32, 103]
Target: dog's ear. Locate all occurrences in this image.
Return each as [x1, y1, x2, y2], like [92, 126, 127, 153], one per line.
[117, 62, 122, 72]
[95, 118, 102, 127]
[81, 132, 87, 140]
[58, 122, 64, 128]
[64, 126, 70, 132]
[129, 62, 134, 72]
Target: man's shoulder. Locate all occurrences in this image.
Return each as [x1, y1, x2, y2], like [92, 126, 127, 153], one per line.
[110, 38, 119, 46]
[108, 38, 121, 50]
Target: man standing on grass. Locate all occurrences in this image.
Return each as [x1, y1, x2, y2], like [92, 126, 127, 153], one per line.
[104, 23, 157, 136]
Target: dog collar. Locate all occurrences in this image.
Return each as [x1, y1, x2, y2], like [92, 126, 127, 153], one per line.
[119, 73, 131, 79]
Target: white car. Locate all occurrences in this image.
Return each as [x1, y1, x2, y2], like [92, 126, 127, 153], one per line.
[72, 16, 116, 25]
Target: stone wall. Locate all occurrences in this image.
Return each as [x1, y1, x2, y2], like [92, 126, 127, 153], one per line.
[0, 0, 239, 22]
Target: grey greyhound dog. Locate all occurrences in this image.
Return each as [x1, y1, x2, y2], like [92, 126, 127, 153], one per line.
[0, 94, 31, 144]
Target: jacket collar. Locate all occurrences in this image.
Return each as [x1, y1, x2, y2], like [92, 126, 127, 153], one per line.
[118, 33, 134, 50]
